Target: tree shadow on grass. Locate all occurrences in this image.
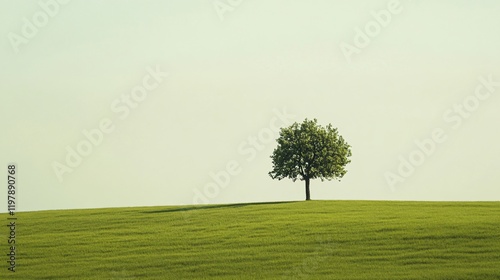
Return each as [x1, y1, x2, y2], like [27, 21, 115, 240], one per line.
[141, 201, 300, 214]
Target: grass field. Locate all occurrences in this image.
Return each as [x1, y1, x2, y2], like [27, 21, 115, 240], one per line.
[1, 200, 499, 279]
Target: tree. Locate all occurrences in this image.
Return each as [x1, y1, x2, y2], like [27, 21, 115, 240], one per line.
[269, 119, 352, 201]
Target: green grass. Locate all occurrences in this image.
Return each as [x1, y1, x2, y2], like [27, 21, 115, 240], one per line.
[1, 200, 499, 279]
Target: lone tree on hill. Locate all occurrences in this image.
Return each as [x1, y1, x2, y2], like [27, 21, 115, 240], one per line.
[269, 119, 352, 201]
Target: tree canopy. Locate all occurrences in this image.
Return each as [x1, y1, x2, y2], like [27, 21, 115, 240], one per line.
[269, 118, 352, 200]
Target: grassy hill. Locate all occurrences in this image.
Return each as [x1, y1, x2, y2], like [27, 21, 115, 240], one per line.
[1, 200, 500, 279]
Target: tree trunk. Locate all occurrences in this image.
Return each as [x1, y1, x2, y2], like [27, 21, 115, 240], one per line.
[305, 178, 310, 201]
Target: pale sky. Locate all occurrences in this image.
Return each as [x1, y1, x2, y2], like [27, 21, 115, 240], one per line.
[1, 0, 499, 212]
